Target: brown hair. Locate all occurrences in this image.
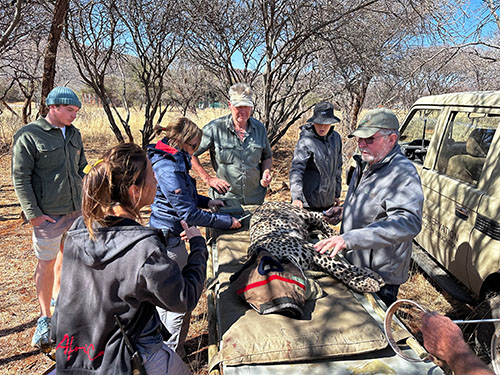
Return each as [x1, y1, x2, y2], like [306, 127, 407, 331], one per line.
[153, 117, 202, 149]
[82, 143, 149, 238]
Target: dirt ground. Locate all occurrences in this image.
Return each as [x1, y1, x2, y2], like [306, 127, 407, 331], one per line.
[0, 140, 493, 375]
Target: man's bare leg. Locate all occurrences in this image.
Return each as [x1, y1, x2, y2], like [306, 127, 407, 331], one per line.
[51, 246, 64, 302]
[35, 258, 56, 318]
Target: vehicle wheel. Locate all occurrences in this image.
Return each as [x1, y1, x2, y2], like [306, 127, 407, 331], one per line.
[462, 293, 500, 368]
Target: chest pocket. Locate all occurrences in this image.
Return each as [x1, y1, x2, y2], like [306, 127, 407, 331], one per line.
[35, 141, 64, 168]
[352, 184, 382, 222]
[247, 143, 264, 166]
[217, 145, 237, 164]
[69, 135, 83, 165]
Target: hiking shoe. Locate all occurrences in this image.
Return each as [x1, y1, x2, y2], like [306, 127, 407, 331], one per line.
[50, 298, 56, 315]
[32, 316, 51, 350]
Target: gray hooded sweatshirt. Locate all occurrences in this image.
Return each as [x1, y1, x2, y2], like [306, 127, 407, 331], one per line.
[51, 216, 207, 374]
[289, 124, 342, 209]
[342, 144, 424, 285]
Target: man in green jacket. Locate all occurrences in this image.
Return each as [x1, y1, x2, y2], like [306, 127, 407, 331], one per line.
[11, 87, 87, 350]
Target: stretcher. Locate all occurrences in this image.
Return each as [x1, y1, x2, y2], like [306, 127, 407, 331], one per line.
[206, 207, 445, 375]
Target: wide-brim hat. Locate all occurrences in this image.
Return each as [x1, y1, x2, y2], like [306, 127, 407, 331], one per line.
[307, 101, 340, 125]
[348, 108, 399, 138]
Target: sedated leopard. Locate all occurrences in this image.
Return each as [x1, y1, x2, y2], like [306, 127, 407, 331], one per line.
[248, 201, 385, 293]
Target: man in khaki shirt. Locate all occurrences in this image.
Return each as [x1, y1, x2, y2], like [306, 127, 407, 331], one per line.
[192, 83, 273, 205]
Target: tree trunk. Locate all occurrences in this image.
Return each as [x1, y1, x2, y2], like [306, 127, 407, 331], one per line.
[38, 0, 70, 117]
[102, 102, 125, 143]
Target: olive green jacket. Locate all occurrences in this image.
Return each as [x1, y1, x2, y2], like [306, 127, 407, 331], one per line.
[11, 118, 87, 220]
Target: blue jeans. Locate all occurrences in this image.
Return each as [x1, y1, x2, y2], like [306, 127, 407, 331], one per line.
[377, 284, 400, 307]
[157, 234, 190, 357]
[142, 343, 191, 375]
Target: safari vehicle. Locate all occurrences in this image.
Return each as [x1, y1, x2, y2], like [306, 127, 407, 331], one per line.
[398, 91, 500, 302]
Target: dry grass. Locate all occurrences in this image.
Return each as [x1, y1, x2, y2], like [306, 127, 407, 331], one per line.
[75, 106, 229, 149]
[0, 105, 492, 375]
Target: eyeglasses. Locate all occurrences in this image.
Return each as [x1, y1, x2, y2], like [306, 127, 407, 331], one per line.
[356, 135, 387, 144]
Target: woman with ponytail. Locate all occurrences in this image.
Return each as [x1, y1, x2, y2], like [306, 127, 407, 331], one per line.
[147, 117, 241, 357]
[52, 143, 204, 375]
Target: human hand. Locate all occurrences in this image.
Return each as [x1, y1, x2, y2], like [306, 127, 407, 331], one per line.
[292, 200, 303, 208]
[230, 217, 242, 229]
[208, 177, 231, 194]
[180, 220, 202, 241]
[260, 169, 272, 187]
[313, 235, 346, 258]
[208, 199, 225, 211]
[323, 206, 343, 225]
[420, 312, 465, 363]
[333, 197, 341, 206]
[30, 215, 56, 227]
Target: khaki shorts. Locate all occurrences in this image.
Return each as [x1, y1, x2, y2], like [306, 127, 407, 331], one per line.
[32, 212, 81, 261]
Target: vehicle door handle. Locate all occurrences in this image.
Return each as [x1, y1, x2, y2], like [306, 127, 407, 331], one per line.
[455, 206, 470, 220]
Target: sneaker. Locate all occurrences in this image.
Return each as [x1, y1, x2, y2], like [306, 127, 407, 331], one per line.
[50, 298, 56, 315]
[32, 316, 51, 349]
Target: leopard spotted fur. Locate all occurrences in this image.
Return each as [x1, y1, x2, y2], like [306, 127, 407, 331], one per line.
[248, 201, 385, 293]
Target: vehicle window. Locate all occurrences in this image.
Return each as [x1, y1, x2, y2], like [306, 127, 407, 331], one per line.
[436, 111, 498, 186]
[399, 108, 441, 164]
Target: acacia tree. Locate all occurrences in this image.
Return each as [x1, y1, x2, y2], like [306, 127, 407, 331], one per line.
[316, 0, 446, 134]
[0, 0, 49, 118]
[167, 59, 213, 116]
[11, 39, 45, 123]
[186, 0, 380, 145]
[38, 0, 70, 116]
[0, 0, 34, 54]
[185, 0, 264, 95]
[66, 0, 133, 143]
[116, 0, 187, 147]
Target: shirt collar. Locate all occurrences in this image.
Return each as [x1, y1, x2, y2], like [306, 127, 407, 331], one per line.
[225, 114, 255, 135]
[37, 117, 71, 132]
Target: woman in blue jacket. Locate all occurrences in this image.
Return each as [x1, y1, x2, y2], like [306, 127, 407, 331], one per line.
[148, 117, 241, 358]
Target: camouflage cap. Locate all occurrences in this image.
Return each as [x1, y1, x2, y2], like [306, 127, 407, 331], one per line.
[348, 108, 399, 138]
[229, 83, 254, 107]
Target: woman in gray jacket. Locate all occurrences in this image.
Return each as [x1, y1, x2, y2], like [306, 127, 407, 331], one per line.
[290, 101, 342, 212]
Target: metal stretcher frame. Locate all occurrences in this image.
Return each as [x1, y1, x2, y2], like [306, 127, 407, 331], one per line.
[206, 225, 446, 375]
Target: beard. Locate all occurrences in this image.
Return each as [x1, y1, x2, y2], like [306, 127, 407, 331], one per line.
[361, 152, 375, 164]
[360, 148, 375, 164]
[360, 147, 389, 165]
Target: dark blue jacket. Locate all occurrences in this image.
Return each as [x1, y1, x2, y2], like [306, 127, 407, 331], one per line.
[148, 138, 232, 235]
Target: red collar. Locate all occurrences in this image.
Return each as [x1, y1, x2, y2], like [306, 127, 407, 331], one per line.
[155, 139, 178, 155]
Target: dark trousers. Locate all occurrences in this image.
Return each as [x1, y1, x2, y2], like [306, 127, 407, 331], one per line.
[377, 284, 400, 307]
